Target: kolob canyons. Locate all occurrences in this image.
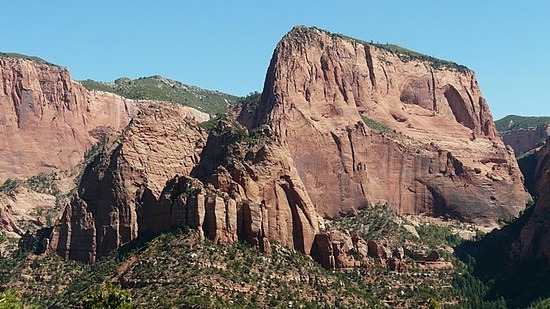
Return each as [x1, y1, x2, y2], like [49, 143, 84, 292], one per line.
[44, 26, 531, 263]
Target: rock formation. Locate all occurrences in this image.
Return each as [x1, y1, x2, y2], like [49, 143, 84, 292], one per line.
[512, 143, 550, 265]
[0, 56, 211, 238]
[500, 125, 550, 157]
[242, 26, 528, 226]
[50, 107, 319, 262]
[0, 187, 56, 236]
[49, 26, 529, 264]
[0, 56, 141, 181]
[50, 104, 208, 262]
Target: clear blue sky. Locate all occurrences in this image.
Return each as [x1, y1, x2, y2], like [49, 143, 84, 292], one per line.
[1, 1, 548, 119]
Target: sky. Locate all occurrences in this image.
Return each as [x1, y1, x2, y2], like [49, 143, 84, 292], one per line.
[1, 1, 548, 119]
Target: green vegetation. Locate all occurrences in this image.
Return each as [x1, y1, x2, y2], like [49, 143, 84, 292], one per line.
[330, 207, 515, 308]
[236, 91, 262, 116]
[456, 205, 550, 308]
[0, 289, 23, 309]
[0, 179, 20, 196]
[0, 52, 58, 67]
[207, 115, 267, 148]
[80, 76, 237, 115]
[313, 27, 469, 72]
[1, 204, 546, 308]
[26, 173, 61, 196]
[373, 43, 469, 72]
[0, 230, 378, 307]
[360, 114, 396, 136]
[197, 115, 220, 134]
[83, 284, 135, 309]
[530, 298, 550, 309]
[495, 115, 550, 132]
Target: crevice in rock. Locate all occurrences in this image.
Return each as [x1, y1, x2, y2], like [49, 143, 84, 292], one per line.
[364, 45, 377, 89]
[444, 85, 475, 129]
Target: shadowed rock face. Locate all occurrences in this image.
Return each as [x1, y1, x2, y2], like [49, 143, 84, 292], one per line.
[512, 144, 550, 265]
[243, 26, 528, 226]
[0, 57, 139, 181]
[50, 107, 319, 262]
[161, 121, 319, 255]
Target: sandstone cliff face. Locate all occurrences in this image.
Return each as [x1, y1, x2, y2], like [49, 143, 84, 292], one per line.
[245, 26, 528, 226]
[0, 57, 138, 181]
[50, 107, 319, 262]
[500, 125, 550, 157]
[512, 144, 550, 264]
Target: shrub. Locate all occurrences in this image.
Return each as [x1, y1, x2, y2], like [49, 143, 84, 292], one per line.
[0, 179, 19, 195]
[82, 283, 135, 309]
[0, 289, 23, 309]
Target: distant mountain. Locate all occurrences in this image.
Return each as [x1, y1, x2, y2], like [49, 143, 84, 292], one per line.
[81, 76, 238, 115]
[495, 115, 550, 157]
[495, 115, 550, 132]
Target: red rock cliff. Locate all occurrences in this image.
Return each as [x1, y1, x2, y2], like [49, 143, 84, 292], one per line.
[0, 57, 138, 181]
[246, 26, 528, 226]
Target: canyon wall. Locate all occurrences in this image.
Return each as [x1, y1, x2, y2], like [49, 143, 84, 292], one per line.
[512, 144, 550, 264]
[500, 125, 550, 157]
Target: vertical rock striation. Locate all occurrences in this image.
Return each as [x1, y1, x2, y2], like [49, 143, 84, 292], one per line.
[500, 125, 550, 157]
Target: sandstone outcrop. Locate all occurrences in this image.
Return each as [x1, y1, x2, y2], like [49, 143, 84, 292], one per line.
[310, 228, 447, 272]
[311, 230, 367, 269]
[500, 125, 550, 157]
[243, 26, 528, 226]
[0, 56, 140, 181]
[50, 107, 319, 262]
[0, 187, 56, 236]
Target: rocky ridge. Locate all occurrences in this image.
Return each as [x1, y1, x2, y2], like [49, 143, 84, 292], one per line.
[50, 104, 208, 262]
[242, 26, 528, 226]
[81, 75, 237, 115]
[0, 56, 211, 241]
